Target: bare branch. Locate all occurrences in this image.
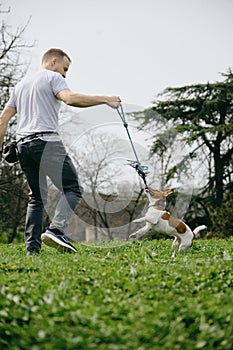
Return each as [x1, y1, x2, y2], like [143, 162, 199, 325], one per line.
[0, 17, 35, 61]
[0, 4, 10, 13]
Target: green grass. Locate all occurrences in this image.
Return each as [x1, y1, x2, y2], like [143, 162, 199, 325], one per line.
[0, 238, 233, 350]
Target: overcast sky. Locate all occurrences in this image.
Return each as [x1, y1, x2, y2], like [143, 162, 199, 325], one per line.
[2, 0, 233, 108]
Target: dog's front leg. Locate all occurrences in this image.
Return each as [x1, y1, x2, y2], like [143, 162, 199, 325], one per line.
[132, 216, 146, 224]
[129, 222, 153, 240]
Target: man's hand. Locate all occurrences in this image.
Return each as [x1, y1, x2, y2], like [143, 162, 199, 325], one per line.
[0, 106, 17, 148]
[105, 96, 121, 109]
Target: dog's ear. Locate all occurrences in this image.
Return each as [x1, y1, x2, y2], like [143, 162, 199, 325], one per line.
[163, 189, 174, 197]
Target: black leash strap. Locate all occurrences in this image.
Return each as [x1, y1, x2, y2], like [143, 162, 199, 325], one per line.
[116, 105, 148, 188]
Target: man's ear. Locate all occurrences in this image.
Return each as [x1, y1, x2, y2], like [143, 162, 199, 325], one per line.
[51, 57, 57, 66]
[163, 189, 174, 197]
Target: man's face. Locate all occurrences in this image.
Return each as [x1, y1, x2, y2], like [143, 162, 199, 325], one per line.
[52, 56, 70, 78]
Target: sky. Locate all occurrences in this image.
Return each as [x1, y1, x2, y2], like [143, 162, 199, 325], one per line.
[2, 0, 233, 108]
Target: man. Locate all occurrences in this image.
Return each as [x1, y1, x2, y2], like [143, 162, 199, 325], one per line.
[0, 48, 121, 255]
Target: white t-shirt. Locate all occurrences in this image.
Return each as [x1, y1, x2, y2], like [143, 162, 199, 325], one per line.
[7, 69, 69, 141]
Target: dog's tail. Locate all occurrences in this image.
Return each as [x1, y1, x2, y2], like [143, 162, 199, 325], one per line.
[193, 225, 207, 239]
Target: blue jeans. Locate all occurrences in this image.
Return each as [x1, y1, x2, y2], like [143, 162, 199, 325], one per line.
[17, 139, 83, 251]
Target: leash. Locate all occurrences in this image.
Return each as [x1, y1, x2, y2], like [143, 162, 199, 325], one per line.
[116, 104, 148, 188]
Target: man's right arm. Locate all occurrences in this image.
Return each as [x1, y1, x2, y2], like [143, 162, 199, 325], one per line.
[56, 89, 121, 109]
[0, 106, 17, 148]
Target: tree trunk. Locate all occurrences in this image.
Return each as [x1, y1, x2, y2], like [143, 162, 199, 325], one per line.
[213, 150, 224, 207]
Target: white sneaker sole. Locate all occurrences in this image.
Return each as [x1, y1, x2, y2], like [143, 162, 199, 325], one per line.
[41, 233, 77, 253]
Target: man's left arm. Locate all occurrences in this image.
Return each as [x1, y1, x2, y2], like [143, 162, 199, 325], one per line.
[0, 106, 17, 149]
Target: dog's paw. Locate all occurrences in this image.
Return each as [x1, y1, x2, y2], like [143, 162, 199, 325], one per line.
[129, 233, 137, 239]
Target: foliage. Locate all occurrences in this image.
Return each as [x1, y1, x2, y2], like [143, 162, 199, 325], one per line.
[210, 188, 233, 237]
[0, 164, 28, 242]
[0, 239, 232, 349]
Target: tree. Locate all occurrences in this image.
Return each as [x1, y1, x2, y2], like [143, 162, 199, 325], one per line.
[0, 8, 34, 242]
[135, 70, 233, 230]
[58, 130, 145, 241]
[0, 12, 33, 107]
[69, 131, 124, 239]
[210, 187, 233, 237]
[0, 165, 28, 242]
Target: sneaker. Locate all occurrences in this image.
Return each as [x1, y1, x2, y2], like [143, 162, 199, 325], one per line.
[41, 229, 77, 253]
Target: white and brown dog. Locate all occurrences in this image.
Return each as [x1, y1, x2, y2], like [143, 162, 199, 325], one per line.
[129, 187, 206, 255]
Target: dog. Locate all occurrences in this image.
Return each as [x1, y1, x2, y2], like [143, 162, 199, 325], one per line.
[129, 187, 206, 255]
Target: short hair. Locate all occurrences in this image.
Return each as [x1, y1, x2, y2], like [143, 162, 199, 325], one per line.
[42, 48, 72, 64]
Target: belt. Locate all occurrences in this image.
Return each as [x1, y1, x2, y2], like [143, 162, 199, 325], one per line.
[18, 131, 58, 143]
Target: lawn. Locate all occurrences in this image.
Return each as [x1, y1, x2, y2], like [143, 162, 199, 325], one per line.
[0, 237, 233, 350]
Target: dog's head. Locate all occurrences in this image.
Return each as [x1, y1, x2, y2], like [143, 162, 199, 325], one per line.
[145, 187, 174, 206]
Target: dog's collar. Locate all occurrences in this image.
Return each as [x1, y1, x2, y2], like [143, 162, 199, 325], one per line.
[148, 203, 165, 210]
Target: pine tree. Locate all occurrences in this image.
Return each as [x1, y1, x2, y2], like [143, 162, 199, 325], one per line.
[136, 71, 233, 232]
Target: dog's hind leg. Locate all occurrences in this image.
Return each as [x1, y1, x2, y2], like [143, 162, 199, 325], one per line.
[129, 222, 153, 240]
[178, 242, 192, 253]
[172, 236, 180, 250]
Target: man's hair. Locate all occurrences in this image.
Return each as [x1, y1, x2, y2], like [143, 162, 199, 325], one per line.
[42, 48, 72, 63]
